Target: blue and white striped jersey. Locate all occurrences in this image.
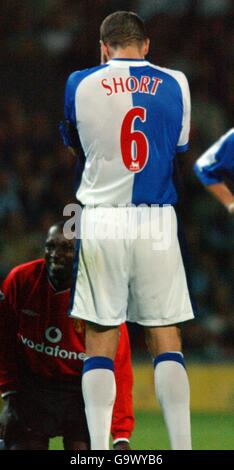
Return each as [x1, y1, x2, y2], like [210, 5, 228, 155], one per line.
[194, 128, 234, 186]
[64, 59, 191, 205]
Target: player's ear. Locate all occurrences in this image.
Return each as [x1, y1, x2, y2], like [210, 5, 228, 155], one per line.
[143, 38, 150, 57]
[100, 40, 109, 64]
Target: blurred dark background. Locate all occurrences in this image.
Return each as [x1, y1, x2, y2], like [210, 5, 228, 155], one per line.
[0, 0, 233, 361]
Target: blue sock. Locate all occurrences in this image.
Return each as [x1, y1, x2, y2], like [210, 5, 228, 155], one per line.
[83, 356, 114, 374]
[153, 351, 185, 369]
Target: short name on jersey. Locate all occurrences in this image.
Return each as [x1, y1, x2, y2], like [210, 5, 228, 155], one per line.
[101, 75, 163, 96]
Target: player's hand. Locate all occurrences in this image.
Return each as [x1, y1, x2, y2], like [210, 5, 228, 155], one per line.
[227, 201, 234, 214]
[0, 394, 20, 440]
[113, 440, 131, 450]
[0, 394, 27, 446]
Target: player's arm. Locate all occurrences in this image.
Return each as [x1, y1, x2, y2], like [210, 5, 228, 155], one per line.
[205, 182, 234, 213]
[0, 273, 19, 397]
[176, 72, 191, 155]
[59, 119, 81, 157]
[111, 324, 134, 450]
[59, 71, 84, 161]
[194, 131, 234, 213]
[0, 273, 24, 445]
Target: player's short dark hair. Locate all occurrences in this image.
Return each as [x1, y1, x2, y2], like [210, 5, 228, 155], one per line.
[51, 221, 66, 232]
[48, 220, 69, 233]
[100, 11, 147, 49]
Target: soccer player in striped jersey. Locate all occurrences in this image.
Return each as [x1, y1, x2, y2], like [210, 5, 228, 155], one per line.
[61, 11, 193, 450]
[194, 129, 234, 213]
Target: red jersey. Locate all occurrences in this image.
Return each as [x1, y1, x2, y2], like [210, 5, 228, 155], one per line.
[0, 259, 134, 440]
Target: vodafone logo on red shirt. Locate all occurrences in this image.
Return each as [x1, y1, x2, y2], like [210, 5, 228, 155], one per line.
[19, 325, 86, 362]
[45, 326, 62, 343]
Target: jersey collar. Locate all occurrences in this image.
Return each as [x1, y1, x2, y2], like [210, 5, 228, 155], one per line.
[47, 276, 70, 295]
[107, 58, 149, 67]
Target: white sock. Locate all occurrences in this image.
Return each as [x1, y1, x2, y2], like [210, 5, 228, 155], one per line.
[154, 352, 192, 450]
[82, 356, 116, 450]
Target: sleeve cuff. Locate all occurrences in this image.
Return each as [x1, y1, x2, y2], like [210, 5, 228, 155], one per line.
[194, 162, 222, 185]
[112, 430, 131, 442]
[59, 121, 72, 147]
[176, 142, 189, 153]
[112, 438, 130, 446]
[1, 390, 18, 399]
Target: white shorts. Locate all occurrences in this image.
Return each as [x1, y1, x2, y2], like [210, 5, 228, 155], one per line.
[69, 206, 194, 326]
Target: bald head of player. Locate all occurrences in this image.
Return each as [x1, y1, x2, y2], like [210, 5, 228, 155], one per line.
[45, 222, 74, 291]
[100, 11, 150, 63]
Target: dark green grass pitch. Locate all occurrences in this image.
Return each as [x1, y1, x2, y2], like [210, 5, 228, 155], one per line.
[49, 411, 234, 450]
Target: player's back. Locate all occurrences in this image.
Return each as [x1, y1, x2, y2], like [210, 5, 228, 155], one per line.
[65, 59, 190, 206]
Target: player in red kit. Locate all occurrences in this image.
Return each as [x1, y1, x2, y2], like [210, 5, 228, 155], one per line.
[0, 222, 134, 450]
